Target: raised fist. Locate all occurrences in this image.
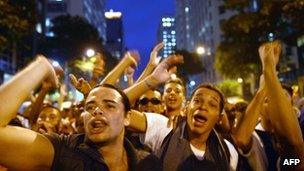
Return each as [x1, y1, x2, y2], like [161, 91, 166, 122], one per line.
[69, 74, 91, 96]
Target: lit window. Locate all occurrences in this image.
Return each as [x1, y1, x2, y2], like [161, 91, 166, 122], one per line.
[36, 23, 42, 33]
[171, 31, 176, 34]
[45, 18, 52, 27]
[201, 27, 206, 32]
[46, 32, 54, 37]
[185, 7, 189, 12]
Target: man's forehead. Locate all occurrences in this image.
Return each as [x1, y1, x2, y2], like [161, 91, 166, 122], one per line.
[193, 87, 220, 100]
[165, 83, 183, 90]
[86, 87, 122, 102]
[145, 90, 161, 98]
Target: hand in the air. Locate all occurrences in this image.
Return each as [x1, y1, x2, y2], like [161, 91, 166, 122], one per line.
[69, 74, 91, 96]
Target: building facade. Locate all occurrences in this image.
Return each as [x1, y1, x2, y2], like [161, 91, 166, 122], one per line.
[157, 16, 176, 58]
[37, 0, 106, 41]
[174, 0, 235, 90]
[157, 15, 176, 58]
[105, 10, 124, 59]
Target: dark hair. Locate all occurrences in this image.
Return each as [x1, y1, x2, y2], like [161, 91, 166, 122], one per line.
[91, 84, 131, 113]
[190, 84, 225, 114]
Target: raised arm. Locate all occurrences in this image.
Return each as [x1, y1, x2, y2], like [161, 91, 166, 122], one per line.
[28, 82, 52, 127]
[125, 54, 183, 105]
[69, 74, 92, 98]
[232, 86, 266, 152]
[124, 66, 135, 87]
[136, 42, 163, 83]
[125, 55, 183, 132]
[0, 56, 58, 126]
[89, 53, 105, 87]
[0, 56, 57, 170]
[260, 41, 303, 157]
[100, 51, 139, 85]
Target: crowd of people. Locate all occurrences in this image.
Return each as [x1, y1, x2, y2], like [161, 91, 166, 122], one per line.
[0, 41, 303, 171]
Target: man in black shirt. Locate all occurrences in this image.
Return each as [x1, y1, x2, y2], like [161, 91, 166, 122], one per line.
[0, 54, 182, 170]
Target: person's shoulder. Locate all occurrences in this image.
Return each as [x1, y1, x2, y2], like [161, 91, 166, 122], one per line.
[45, 133, 85, 149]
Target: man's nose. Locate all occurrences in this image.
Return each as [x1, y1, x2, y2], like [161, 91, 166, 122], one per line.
[198, 101, 208, 111]
[92, 107, 103, 116]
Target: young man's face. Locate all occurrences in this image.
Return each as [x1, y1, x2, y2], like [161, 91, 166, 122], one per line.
[187, 87, 222, 135]
[37, 107, 61, 127]
[83, 87, 129, 144]
[138, 90, 163, 113]
[163, 83, 184, 111]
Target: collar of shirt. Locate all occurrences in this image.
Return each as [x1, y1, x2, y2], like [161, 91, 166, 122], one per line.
[76, 135, 139, 170]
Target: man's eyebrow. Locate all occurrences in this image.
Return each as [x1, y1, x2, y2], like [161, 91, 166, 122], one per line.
[103, 99, 118, 104]
[211, 96, 219, 103]
[195, 93, 219, 102]
[85, 101, 95, 105]
[194, 93, 204, 98]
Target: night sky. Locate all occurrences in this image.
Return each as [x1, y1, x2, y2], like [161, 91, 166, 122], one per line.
[106, 0, 175, 77]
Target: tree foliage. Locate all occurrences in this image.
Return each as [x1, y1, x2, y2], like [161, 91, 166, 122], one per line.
[215, 0, 304, 79]
[217, 80, 241, 97]
[40, 15, 102, 62]
[39, 15, 118, 79]
[0, 0, 35, 51]
[175, 49, 205, 83]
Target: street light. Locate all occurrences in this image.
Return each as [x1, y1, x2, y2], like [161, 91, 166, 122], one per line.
[196, 46, 206, 55]
[190, 80, 196, 86]
[52, 60, 60, 67]
[86, 49, 95, 57]
[237, 77, 243, 83]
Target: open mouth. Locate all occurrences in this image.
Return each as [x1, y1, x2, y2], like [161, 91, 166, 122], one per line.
[168, 97, 177, 103]
[38, 124, 48, 134]
[193, 114, 208, 126]
[90, 119, 107, 134]
[38, 127, 47, 134]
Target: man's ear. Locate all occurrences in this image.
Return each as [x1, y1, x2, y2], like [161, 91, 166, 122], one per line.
[124, 111, 131, 126]
[184, 103, 190, 117]
[218, 112, 224, 122]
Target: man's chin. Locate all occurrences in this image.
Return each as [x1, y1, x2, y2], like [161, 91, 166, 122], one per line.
[167, 104, 180, 110]
[189, 124, 209, 135]
[87, 133, 108, 143]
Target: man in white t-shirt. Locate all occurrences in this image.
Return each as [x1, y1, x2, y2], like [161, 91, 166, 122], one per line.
[129, 84, 266, 170]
